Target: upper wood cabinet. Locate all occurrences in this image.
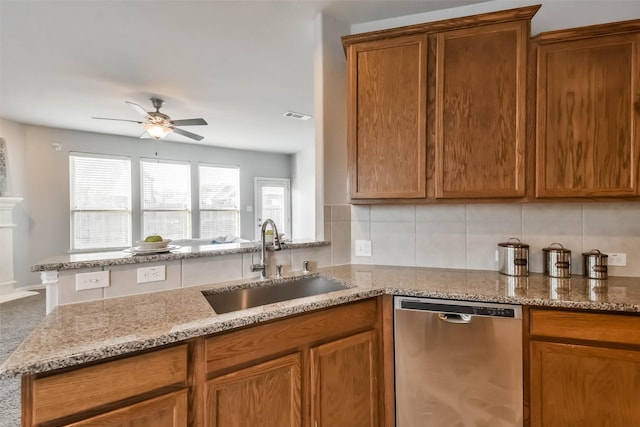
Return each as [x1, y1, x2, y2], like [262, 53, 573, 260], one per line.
[535, 22, 640, 197]
[435, 20, 528, 198]
[343, 6, 539, 202]
[347, 35, 427, 199]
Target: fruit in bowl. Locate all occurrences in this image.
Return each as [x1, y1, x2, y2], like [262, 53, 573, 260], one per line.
[136, 235, 171, 249]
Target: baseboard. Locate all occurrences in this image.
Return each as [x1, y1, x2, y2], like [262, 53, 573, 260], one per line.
[0, 290, 39, 304]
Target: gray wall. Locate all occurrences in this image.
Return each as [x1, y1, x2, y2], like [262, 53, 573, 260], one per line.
[1, 119, 292, 287]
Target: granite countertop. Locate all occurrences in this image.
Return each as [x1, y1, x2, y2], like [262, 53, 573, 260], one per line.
[2, 264, 640, 379]
[31, 239, 329, 272]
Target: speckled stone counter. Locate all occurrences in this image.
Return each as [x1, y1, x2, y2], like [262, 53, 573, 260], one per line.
[2, 264, 639, 379]
[31, 239, 329, 271]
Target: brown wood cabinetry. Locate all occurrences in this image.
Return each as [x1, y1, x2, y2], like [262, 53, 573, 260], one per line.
[534, 22, 640, 198]
[347, 35, 427, 199]
[343, 6, 538, 203]
[435, 20, 527, 198]
[66, 390, 188, 427]
[203, 299, 384, 427]
[20, 299, 387, 427]
[22, 344, 189, 426]
[527, 308, 640, 427]
[344, 8, 640, 203]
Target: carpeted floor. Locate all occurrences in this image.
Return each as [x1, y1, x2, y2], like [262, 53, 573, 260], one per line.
[0, 290, 46, 427]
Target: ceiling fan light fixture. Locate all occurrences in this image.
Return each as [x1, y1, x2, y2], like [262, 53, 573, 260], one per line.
[144, 123, 172, 139]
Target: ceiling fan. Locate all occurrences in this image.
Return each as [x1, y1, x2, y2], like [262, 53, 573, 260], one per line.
[93, 98, 208, 141]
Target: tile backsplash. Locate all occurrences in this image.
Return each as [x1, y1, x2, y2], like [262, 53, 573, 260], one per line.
[341, 202, 640, 277]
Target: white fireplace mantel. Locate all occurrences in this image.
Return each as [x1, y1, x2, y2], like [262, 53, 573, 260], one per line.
[0, 197, 32, 303]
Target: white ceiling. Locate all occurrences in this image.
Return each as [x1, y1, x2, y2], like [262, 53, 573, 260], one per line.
[0, 0, 485, 154]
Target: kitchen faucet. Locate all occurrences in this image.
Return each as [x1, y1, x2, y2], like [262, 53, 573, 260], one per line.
[250, 219, 282, 279]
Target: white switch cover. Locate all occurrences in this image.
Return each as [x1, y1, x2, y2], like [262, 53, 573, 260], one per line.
[76, 271, 110, 291]
[137, 265, 166, 284]
[355, 240, 372, 257]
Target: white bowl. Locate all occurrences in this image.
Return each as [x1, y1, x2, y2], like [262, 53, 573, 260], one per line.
[135, 239, 171, 250]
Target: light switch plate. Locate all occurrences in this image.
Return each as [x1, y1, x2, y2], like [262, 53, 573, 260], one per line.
[76, 270, 110, 291]
[355, 240, 372, 257]
[137, 265, 166, 284]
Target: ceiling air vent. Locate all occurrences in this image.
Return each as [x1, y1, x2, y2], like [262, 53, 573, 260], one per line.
[283, 111, 312, 120]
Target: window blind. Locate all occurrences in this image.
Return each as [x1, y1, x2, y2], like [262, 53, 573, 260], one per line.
[199, 164, 240, 237]
[141, 159, 191, 240]
[70, 154, 131, 250]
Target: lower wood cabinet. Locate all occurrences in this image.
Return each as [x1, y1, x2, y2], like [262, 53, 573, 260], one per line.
[22, 344, 189, 426]
[310, 330, 378, 427]
[206, 353, 302, 427]
[528, 308, 640, 427]
[203, 299, 383, 427]
[20, 298, 386, 427]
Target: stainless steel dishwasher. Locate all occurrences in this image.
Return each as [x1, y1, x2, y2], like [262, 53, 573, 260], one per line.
[394, 296, 523, 427]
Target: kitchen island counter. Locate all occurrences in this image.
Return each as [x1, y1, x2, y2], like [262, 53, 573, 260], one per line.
[2, 264, 639, 378]
[31, 239, 329, 272]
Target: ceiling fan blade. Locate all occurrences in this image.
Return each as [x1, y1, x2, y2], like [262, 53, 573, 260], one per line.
[92, 117, 144, 124]
[125, 101, 151, 118]
[173, 127, 204, 141]
[171, 118, 208, 126]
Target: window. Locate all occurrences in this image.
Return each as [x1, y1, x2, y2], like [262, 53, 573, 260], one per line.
[141, 159, 191, 240]
[199, 164, 240, 238]
[70, 153, 131, 250]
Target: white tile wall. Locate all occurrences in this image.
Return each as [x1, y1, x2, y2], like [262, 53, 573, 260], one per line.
[350, 202, 640, 277]
[182, 255, 243, 287]
[57, 268, 104, 305]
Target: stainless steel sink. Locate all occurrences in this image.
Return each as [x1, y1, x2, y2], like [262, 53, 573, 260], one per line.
[202, 276, 349, 314]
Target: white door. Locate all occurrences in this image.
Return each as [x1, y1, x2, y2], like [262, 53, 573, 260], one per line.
[254, 178, 290, 240]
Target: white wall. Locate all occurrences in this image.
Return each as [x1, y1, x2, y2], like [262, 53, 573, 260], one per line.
[351, 0, 640, 35]
[314, 13, 351, 240]
[1, 120, 292, 287]
[291, 145, 315, 239]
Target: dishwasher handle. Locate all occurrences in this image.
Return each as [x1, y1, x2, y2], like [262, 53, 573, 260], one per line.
[438, 312, 472, 324]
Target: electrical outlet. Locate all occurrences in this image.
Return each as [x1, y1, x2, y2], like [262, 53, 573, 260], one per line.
[137, 265, 166, 284]
[355, 240, 372, 257]
[76, 271, 109, 291]
[608, 253, 627, 267]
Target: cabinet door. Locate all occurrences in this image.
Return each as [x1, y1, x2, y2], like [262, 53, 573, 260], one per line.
[530, 341, 640, 427]
[205, 353, 302, 427]
[536, 33, 640, 197]
[66, 390, 187, 427]
[435, 21, 527, 198]
[310, 330, 378, 427]
[348, 35, 427, 199]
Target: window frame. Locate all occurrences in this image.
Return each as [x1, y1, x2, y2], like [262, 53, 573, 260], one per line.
[69, 152, 132, 252]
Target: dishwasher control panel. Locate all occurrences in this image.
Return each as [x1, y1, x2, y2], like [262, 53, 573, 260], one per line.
[396, 297, 522, 319]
